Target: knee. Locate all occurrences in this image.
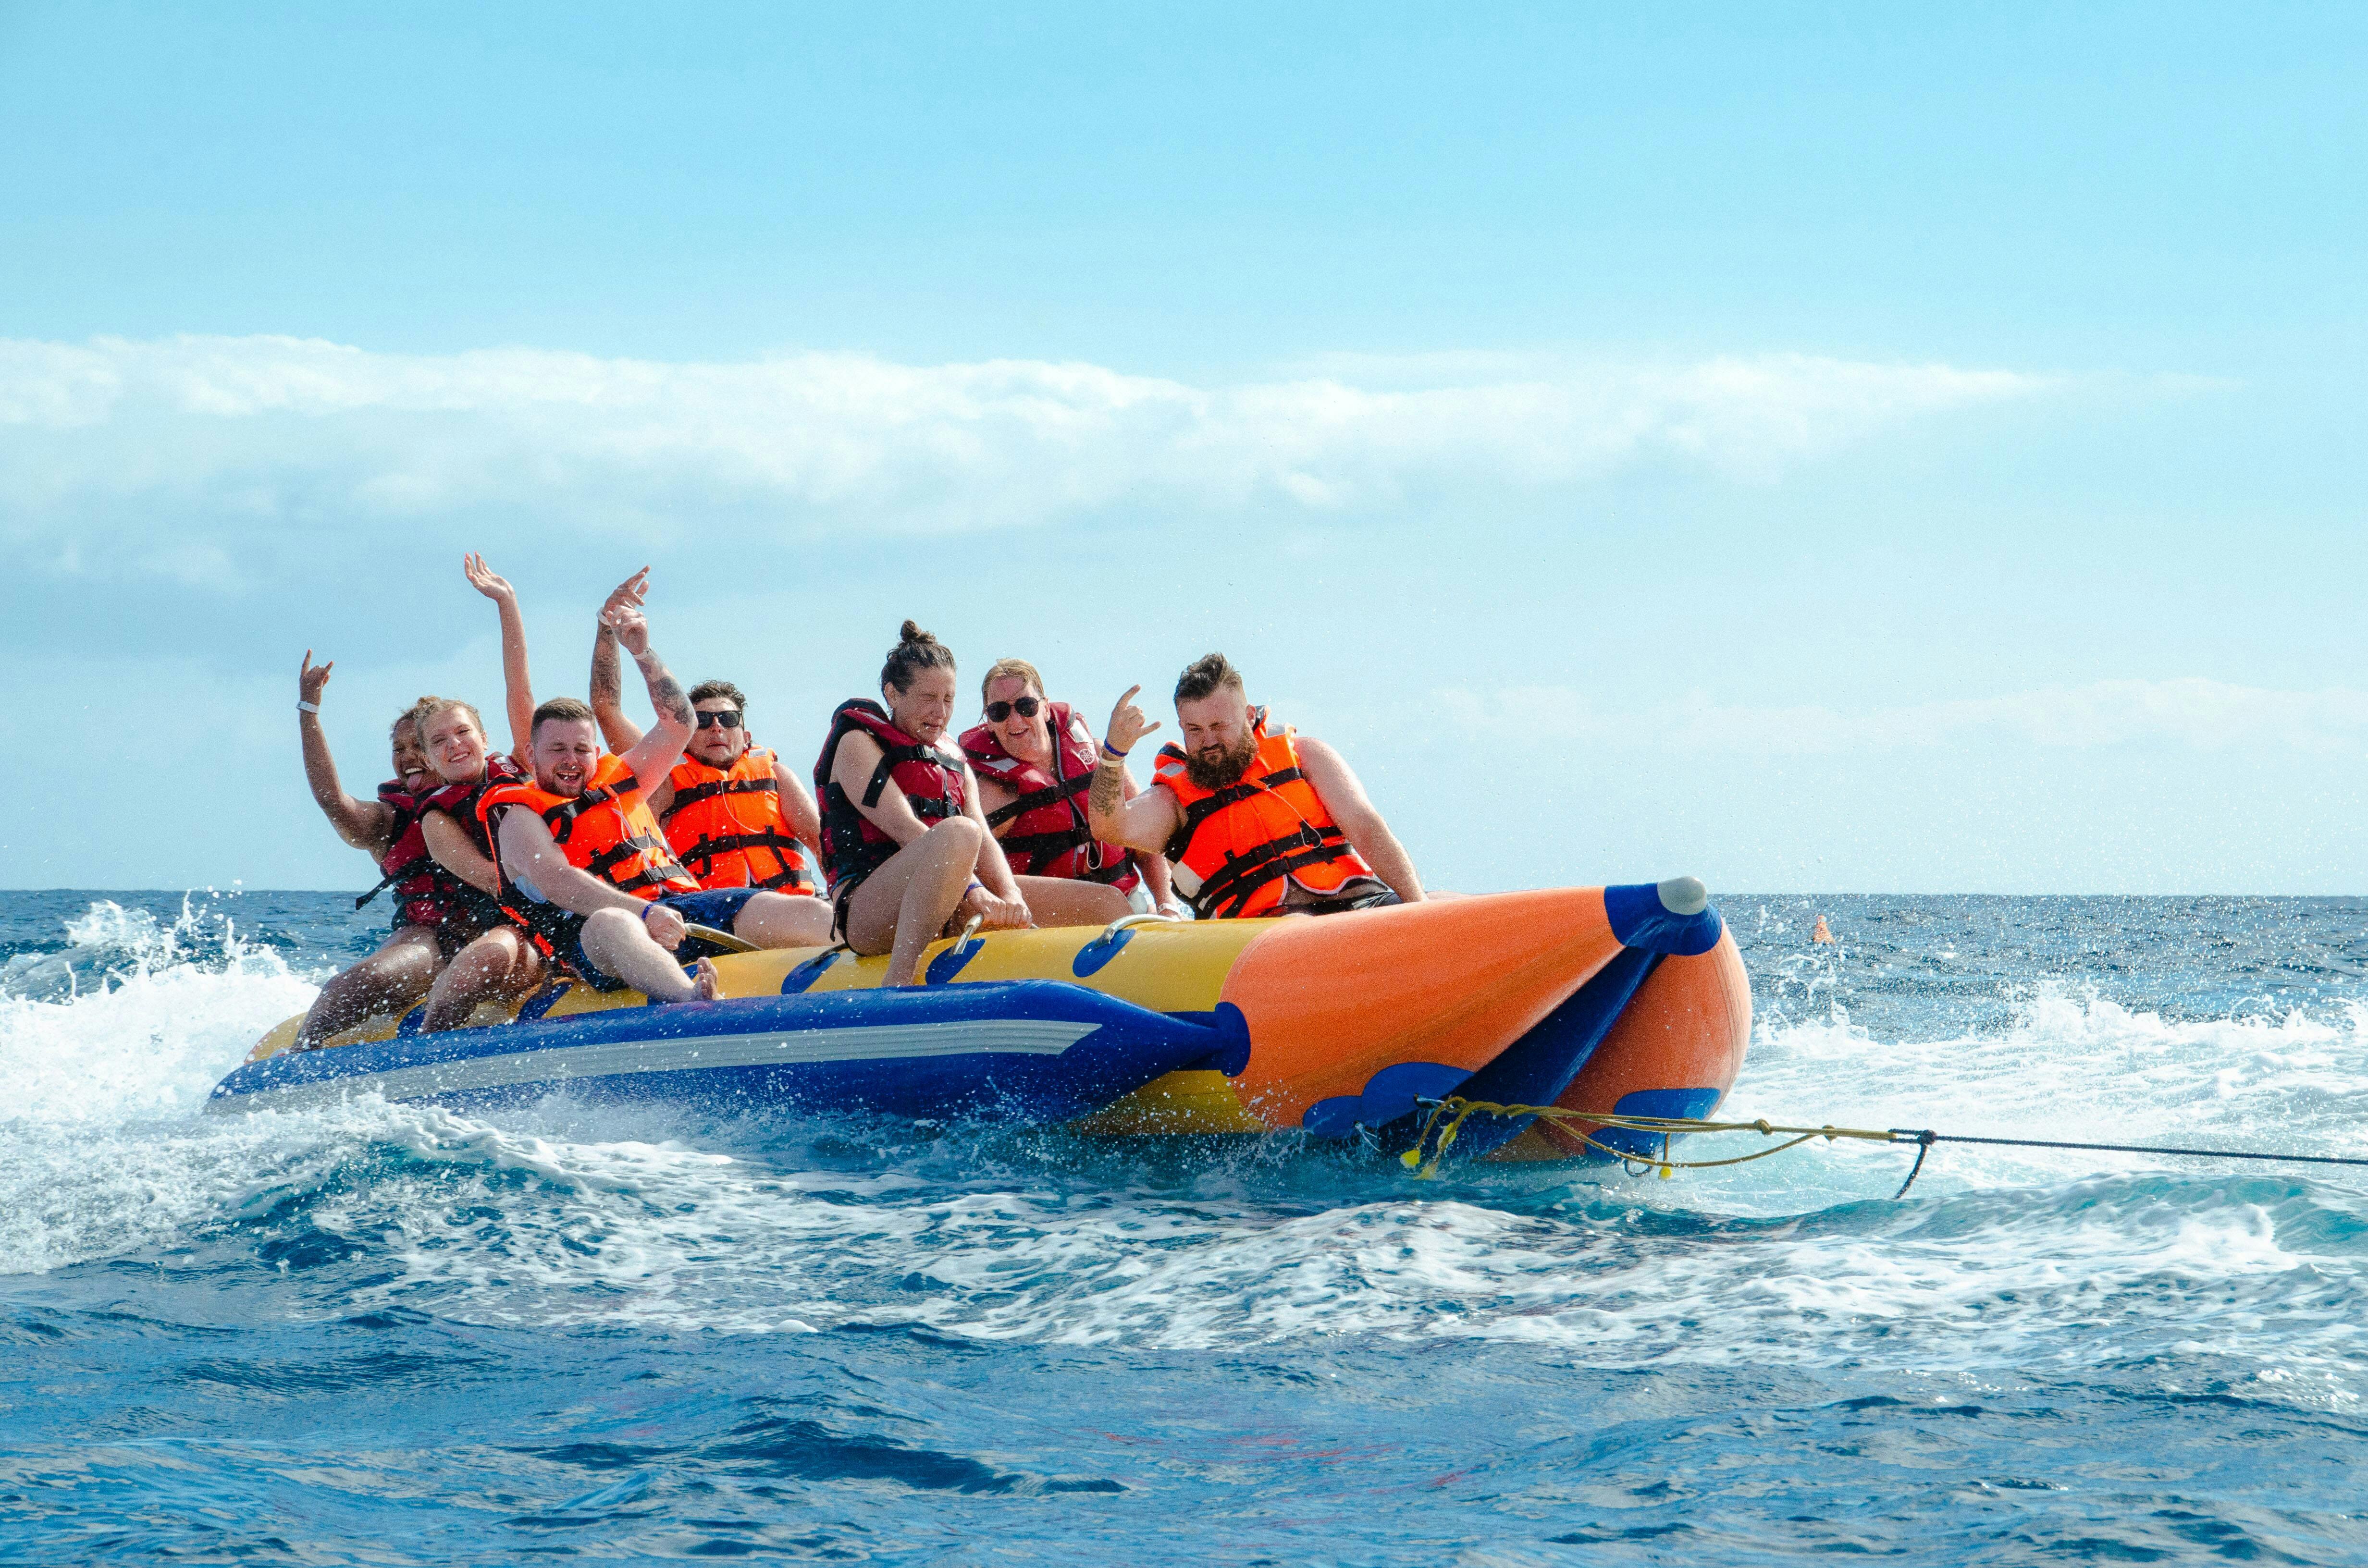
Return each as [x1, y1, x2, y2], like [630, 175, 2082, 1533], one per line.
[582, 907, 640, 946]
[930, 816, 984, 857]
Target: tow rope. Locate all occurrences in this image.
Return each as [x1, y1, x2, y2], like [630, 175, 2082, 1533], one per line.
[1400, 1097, 2368, 1197]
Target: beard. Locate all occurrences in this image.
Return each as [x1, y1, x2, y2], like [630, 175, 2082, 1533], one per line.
[1183, 732, 1259, 791]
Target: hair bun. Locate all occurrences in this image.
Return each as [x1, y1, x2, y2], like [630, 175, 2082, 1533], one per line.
[899, 620, 934, 646]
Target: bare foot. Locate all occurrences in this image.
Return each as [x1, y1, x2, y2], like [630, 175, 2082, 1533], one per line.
[691, 957, 722, 1001]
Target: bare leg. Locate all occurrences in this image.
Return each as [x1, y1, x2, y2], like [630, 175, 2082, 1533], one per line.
[577, 906, 703, 1002]
[844, 818, 987, 986]
[421, 925, 548, 1031]
[296, 924, 444, 1047]
[1013, 876, 1131, 929]
[728, 892, 836, 949]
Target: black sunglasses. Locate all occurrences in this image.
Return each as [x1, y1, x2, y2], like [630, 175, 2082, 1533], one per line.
[985, 697, 1042, 722]
[694, 710, 744, 730]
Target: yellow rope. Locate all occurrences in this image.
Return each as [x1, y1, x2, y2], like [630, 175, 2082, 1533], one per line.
[1397, 1097, 1909, 1179]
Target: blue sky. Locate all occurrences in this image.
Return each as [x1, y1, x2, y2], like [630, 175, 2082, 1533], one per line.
[2, 2, 2362, 893]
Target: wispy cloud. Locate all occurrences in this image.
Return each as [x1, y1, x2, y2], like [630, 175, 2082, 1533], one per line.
[1446, 678, 2368, 756]
[0, 334, 2057, 562]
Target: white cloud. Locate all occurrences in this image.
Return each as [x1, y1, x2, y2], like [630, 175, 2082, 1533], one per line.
[0, 334, 2055, 554]
[1446, 678, 2368, 756]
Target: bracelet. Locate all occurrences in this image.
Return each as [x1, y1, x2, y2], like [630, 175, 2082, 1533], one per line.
[1099, 741, 1128, 761]
[297, 700, 321, 714]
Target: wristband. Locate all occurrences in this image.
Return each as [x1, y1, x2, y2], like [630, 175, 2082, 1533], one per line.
[1099, 741, 1128, 761]
[297, 700, 321, 714]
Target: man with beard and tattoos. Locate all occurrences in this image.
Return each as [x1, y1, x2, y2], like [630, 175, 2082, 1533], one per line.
[1085, 652, 1425, 920]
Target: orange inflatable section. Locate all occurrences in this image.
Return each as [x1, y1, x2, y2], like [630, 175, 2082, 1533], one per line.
[1519, 926, 1751, 1158]
[1217, 888, 1627, 1130]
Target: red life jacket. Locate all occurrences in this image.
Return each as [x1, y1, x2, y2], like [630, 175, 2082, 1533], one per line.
[959, 701, 1140, 892]
[662, 743, 818, 894]
[357, 768, 516, 937]
[1152, 709, 1376, 920]
[814, 699, 969, 889]
[355, 780, 447, 929]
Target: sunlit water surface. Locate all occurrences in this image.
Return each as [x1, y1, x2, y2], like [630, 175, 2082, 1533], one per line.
[5, 890, 2367, 1564]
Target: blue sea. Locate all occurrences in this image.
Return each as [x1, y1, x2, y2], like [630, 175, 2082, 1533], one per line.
[5, 890, 2368, 1564]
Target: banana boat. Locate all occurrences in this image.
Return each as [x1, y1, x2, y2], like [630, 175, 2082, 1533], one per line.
[215, 880, 1751, 1164]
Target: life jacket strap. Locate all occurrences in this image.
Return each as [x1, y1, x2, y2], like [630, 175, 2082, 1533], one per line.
[1184, 821, 1353, 919]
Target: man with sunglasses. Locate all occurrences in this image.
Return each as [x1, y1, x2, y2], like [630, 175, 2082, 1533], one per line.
[588, 574, 834, 943]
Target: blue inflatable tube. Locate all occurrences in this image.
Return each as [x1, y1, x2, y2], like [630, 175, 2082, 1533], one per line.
[207, 980, 1242, 1124]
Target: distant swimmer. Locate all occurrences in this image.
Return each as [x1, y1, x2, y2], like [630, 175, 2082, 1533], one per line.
[818, 623, 1106, 989]
[959, 657, 1182, 920]
[477, 596, 822, 1003]
[1088, 653, 1424, 919]
[1811, 915, 1835, 944]
[588, 570, 831, 943]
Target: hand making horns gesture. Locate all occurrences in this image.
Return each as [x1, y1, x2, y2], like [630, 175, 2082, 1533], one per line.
[299, 649, 333, 708]
[1103, 685, 1160, 756]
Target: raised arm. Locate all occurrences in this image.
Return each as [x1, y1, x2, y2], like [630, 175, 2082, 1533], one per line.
[297, 650, 394, 854]
[1085, 686, 1184, 853]
[607, 602, 693, 789]
[587, 567, 650, 755]
[463, 553, 535, 764]
[1294, 737, 1426, 905]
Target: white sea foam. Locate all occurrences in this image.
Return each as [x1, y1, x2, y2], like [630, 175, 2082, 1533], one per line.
[5, 899, 2366, 1394]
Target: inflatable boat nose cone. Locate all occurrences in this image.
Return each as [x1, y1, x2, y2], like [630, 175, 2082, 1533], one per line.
[1604, 877, 1723, 957]
[1658, 875, 1709, 916]
[1218, 888, 1628, 1130]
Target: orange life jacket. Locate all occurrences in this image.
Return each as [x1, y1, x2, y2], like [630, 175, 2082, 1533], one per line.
[662, 744, 817, 894]
[959, 700, 1141, 893]
[477, 753, 697, 951]
[1152, 710, 1375, 920]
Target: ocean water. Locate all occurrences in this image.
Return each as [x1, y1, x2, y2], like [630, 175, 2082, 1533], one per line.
[5, 890, 2368, 1565]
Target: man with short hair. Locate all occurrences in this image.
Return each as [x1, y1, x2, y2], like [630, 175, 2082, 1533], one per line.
[479, 598, 826, 1003]
[1087, 653, 1425, 920]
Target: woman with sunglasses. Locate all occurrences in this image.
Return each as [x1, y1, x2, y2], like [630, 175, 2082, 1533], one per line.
[960, 659, 1183, 919]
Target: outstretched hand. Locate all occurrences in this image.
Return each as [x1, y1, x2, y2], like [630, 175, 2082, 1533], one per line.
[299, 649, 333, 707]
[1104, 685, 1160, 755]
[598, 567, 650, 633]
[602, 601, 651, 657]
[462, 552, 516, 602]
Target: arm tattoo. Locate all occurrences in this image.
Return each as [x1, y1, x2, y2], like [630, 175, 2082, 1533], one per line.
[589, 630, 622, 710]
[635, 648, 694, 727]
[1089, 757, 1126, 820]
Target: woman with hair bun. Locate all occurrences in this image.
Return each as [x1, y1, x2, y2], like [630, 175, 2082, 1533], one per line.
[815, 622, 1121, 985]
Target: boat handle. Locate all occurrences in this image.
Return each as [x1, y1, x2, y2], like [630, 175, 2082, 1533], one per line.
[1096, 910, 1184, 940]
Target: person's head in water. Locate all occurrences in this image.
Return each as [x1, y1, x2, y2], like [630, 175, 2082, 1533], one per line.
[685, 679, 751, 769]
[527, 698, 602, 798]
[415, 697, 493, 786]
[389, 707, 435, 794]
[1174, 653, 1258, 790]
[980, 657, 1050, 763]
[881, 621, 958, 745]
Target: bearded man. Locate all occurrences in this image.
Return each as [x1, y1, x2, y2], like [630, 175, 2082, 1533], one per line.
[1086, 653, 1425, 920]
